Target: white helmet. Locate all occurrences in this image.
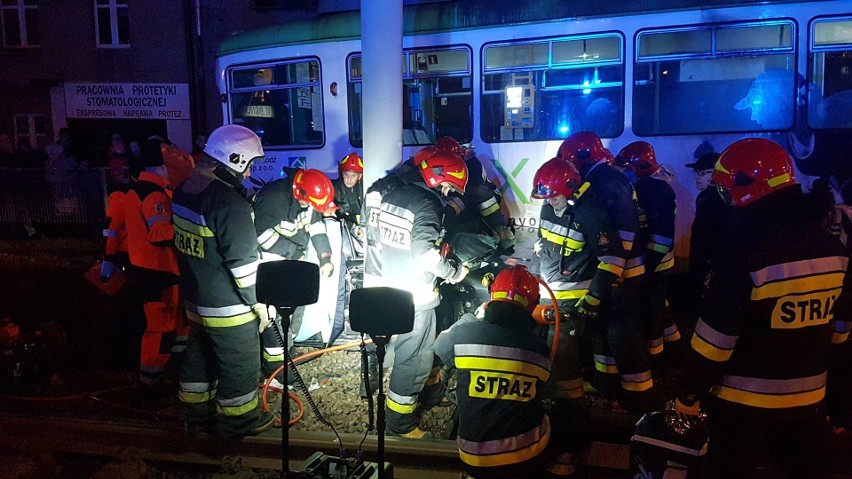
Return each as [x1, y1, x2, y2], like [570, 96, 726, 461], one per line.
[204, 124, 264, 174]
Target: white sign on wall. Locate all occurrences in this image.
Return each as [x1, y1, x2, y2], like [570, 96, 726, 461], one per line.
[64, 82, 190, 120]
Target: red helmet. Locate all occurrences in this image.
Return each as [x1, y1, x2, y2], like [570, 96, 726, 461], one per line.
[292, 169, 336, 212]
[339, 152, 363, 173]
[531, 157, 582, 199]
[615, 141, 660, 178]
[712, 138, 796, 207]
[418, 150, 468, 193]
[489, 265, 540, 313]
[435, 136, 466, 161]
[558, 131, 609, 173]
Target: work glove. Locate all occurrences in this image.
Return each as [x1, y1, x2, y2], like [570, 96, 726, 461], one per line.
[319, 254, 334, 278]
[100, 260, 115, 281]
[252, 303, 277, 334]
[533, 239, 543, 256]
[575, 293, 601, 319]
[447, 264, 470, 284]
[496, 227, 515, 252]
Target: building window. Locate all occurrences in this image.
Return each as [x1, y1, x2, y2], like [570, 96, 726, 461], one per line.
[13, 114, 48, 150]
[1, 0, 39, 47]
[94, 0, 129, 47]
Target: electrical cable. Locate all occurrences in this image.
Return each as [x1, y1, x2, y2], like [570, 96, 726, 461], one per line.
[267, 316, 346, 458]
[356, 335, 375, 463]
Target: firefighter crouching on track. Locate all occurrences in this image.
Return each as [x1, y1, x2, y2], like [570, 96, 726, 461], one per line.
[434, 265, 551, 479]
[675, 138, 851, 478]
[556, 131, 655, 414]
[330, 153, 364, 345]
[124, 138, 187, 388]
[252, 167, 337, 384]
[613, 141, 684, 376]
[172, 124, 276, 438]
[376, 149, 470, 438]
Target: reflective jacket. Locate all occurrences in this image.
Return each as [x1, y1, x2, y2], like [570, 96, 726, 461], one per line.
[363, 161, 421, 281]
[252, 170, 331, 263]
[172, 163, 259, 328]
[681, 186, 852, 418]
[435, 303, 551, 468]
[104, 183, 130, 260]
[634, 175, 676, 275]
[582, 161, 644, 281]
[377, 180, 460, 309]
[444, 163, 506, 238]
[124, 171, 179, 276]
[538, 184, 627, 305]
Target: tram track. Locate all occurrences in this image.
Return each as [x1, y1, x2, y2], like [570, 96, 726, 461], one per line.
[0, 412, 466, 478]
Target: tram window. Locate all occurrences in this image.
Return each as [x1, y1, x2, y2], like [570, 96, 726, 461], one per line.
[228, 59, 324, 149]
[635, 21, 796, 135]
[347, 47, 473, 147]
[808, 18, 852, 129]
[481, 33, 624, 142]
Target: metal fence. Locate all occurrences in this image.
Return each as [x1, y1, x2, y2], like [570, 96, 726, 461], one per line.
[0, 168, 110, 231]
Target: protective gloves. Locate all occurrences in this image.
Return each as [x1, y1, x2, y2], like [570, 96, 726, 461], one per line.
[575, 293, 602, 319]
[447, 264, 470, 284]
[252, 303, 277, 334]
[100, 260, 115, 281]
[319, 254, 334, 278]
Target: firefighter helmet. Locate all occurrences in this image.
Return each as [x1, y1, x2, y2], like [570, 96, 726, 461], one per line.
[558, 131, 609, 173]
[531, 157, 582, 200]
[435, 136, 466, 161]
[489, 265, 540, 313]
[292, 169, 336, 212]
[418, 150, 469, 193]
[339, 152, 363, 173]
[713, 138, 796, 206]
[204, 124, 264, 174]
[615, 141, 660, 178]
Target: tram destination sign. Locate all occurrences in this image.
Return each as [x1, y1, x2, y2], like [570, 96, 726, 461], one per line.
[64, 82, 191, 120]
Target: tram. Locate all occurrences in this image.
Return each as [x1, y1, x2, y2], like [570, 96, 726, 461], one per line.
[216, 0, 852, 260]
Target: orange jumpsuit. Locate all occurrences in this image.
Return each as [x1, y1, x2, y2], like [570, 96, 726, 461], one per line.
[124, 171, 187, 385]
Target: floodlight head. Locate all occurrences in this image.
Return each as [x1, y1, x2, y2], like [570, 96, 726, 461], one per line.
[349, 287, 415, 336]
[256, 260, 320, 308]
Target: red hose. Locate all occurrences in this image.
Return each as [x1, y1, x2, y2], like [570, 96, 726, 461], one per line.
[260, 338, 373, 426]
[536, 277, 561, 365]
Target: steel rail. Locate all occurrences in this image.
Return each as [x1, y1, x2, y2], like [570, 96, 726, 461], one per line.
[0, 412, 464, 477]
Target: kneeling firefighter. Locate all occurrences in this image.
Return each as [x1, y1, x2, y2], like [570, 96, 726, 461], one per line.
[435, 265, 551, 479]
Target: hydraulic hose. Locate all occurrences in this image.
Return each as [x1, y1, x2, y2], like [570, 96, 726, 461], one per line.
[535, 277, 561, 365]
[261, 338, 373, 427]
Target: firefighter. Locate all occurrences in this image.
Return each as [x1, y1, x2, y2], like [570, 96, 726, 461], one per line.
[329, 153, 364, 345]
[556, 131, 654, 413]
[675, 138, 851, 478]
[252, 168, 337, 382]
[614, 141, 683, 374]
[434, 265, 551, 479]
[172, 124, 276, 438]
[442, 143, 514, 252]
[378, 149, 469, 438]
[124, 138, 186, 387]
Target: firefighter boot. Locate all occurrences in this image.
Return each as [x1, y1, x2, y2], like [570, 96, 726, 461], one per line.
[359, 350, 380, 398]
